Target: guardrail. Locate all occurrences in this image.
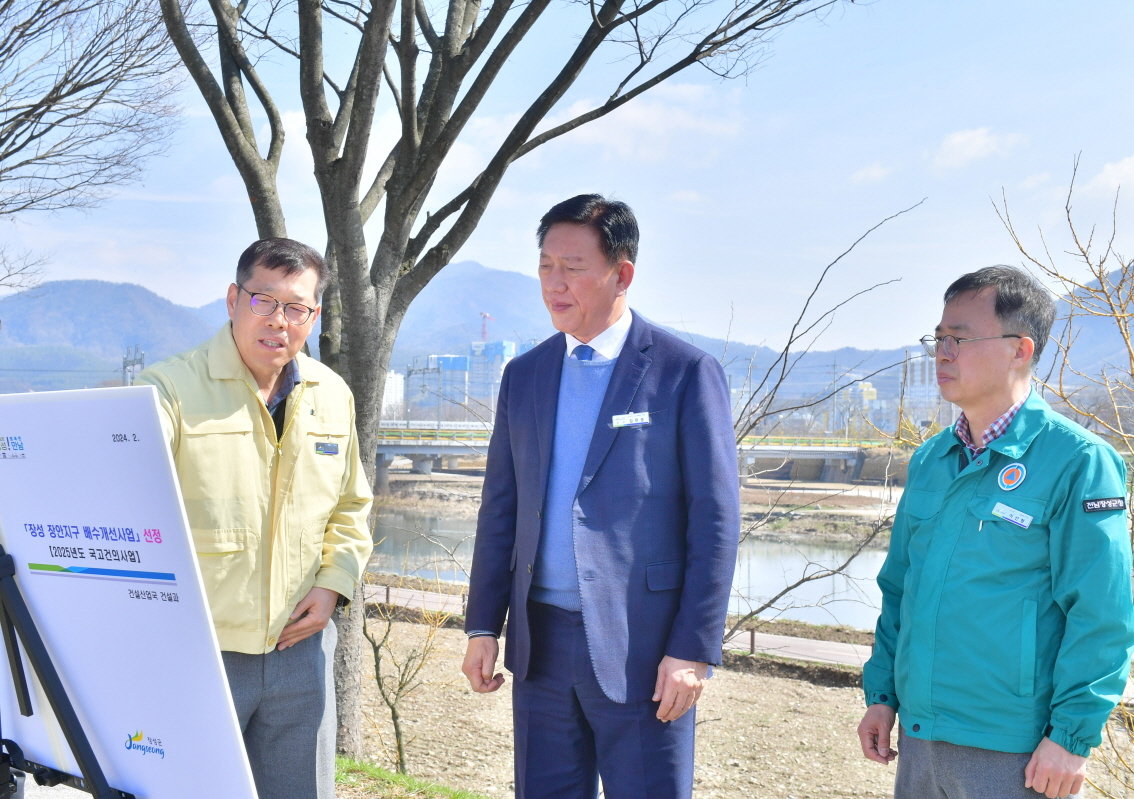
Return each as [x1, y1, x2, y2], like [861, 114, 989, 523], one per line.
[377, 427, 886, 449]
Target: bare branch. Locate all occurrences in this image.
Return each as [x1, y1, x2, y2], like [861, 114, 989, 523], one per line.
[731, 200, 924, 440]
[725, 512, 890, 640]
[0, 244, 45, 291]
[0, 0, 180, 216]
[997, 160, 1134, 543]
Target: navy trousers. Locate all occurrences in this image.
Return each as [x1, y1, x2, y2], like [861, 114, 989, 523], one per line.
[513, 602, 696, 799]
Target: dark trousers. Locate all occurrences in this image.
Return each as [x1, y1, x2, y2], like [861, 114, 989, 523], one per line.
[513, 602, 695, 799]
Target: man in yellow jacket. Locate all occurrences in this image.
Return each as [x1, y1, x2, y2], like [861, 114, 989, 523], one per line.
[137, 238, 373, 799]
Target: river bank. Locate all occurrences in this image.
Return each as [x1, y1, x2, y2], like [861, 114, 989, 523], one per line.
[376, 470, 896, 549]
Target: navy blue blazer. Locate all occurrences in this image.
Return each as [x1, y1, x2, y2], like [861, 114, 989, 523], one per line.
[465, 312, 740, 703]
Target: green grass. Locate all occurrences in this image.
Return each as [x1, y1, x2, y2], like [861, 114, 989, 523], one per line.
[335, 757, 491, 798]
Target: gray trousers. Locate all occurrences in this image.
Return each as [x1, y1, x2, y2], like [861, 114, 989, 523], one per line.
[222, 621, 337, 799]
[895, 728, 1078, 799]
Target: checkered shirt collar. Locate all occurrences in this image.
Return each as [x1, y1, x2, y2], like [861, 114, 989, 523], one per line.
[955, 391, 1029, 457]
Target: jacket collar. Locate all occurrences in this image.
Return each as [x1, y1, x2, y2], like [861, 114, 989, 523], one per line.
[942, 389, 1049, 460]
[205, 322, 318, 387]
[986, 389, 1048, 459]
[578, 311, 653, 490]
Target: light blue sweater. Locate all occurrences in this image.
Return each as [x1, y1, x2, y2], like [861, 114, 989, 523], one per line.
[530, 353, 616, 611]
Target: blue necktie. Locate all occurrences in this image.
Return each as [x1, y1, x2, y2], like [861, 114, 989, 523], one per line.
[573, 344, 594, 361]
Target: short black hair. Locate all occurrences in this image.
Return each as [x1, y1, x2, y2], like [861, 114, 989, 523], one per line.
[537, 194, 639, 264]
[236, 238, 328, 299]
[943, 265, 1055, 365]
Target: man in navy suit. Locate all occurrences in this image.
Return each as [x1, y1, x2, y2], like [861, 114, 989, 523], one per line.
[461, 194, 740, 798]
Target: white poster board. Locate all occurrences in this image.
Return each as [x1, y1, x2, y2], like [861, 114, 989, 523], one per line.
[0, 386, 257, 798]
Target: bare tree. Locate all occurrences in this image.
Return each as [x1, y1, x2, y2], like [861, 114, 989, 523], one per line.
[363, 602, 451, 775]
[0, 0, 180, 283]
[995, 158, 1134, 543]
[157, 0, 853, 756]
[732, 200, 924, 444]
[0, 0, 179, 212]
[0, 245, 43, 291]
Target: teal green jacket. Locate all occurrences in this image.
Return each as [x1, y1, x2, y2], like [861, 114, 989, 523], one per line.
[863, 392, 1134, 757]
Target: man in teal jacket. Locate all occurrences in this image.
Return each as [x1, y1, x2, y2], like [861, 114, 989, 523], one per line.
[858, 266, 1134, 799]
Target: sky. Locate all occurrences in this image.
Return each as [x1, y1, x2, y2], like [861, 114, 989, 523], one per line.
[4, 0, 1134, 352]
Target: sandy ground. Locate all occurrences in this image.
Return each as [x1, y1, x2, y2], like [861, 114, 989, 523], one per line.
[348, 622, 893, 799]
[346, 623, 1134, 799]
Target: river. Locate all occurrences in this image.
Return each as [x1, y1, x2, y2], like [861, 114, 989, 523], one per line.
[372, 509, 886, 630]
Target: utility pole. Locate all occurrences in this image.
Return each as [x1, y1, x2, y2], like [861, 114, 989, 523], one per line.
[121, 347, 145, 386]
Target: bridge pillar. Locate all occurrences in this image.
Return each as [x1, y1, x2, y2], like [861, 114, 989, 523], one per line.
[375, 455, 391, 495]
[444, 456, 461, 470]
[410, 455, 434, 475]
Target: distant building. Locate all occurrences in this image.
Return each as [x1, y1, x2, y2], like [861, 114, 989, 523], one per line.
[903, 351, 955, 430]
[399, 340, 519, 423]
[382, 370, 405, 418]
[404, 354, 470, 421]
[468, 340, 516, 418]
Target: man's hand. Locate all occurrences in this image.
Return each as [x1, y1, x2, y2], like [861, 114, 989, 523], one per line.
[652, 656, 708, 722]
[857, 704, 898, 764]
[277, 586, 338, 650]
[462, 636, 505, 693]
[1024, 737, 1087, 798]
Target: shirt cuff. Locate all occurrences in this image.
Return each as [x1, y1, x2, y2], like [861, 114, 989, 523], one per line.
[467, 630, 498, 639]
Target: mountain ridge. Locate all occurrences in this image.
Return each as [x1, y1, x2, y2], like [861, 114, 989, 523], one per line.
[0, 262, 1120, 398]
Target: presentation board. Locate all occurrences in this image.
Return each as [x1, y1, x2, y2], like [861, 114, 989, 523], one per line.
[0, 386, 257, 798]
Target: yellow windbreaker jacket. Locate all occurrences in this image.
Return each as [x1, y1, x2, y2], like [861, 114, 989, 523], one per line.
[137, 324, 373, 653]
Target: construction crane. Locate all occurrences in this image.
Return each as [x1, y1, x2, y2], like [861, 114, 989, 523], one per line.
[480, 311, 494, 342]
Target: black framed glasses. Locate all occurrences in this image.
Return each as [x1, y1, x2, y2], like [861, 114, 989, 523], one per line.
[920, 334, 1023, 359]
[237, 284, 316, 325]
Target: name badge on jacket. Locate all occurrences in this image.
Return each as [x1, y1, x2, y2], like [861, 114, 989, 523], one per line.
[611, 412, 651, 429]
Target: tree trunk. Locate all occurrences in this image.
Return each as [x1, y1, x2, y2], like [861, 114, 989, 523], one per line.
[332, 582, 367, 758]
[328, 235, 398, 757]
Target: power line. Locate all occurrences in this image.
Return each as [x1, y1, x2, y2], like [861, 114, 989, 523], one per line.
[0, 367, 118, 374]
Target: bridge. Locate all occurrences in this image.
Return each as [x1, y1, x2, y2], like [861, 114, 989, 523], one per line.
[376, 422, 883, 488]
[376, 421, 492, 476]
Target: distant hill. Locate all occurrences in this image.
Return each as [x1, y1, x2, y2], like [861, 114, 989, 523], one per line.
[0, 281, 217, 392]
[0, 280, 214, 359]
[1, 262, 1123, 399]
[1045, 289, 1132, 376]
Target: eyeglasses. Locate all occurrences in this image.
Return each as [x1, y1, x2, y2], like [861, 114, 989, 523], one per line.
[920, 334, 1022, 359]
[237, 284, 316, 325]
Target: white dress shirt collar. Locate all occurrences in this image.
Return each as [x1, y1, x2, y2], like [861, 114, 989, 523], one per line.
[564, 309, 632, 362]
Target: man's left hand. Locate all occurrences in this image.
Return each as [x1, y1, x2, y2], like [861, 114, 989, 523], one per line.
[653, 656, 708, 722]
[1024, 737, 1087, 798]
[278, 586, 339, 650]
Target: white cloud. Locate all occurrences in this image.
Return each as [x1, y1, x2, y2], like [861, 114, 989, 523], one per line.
[931, 128, 1024, 169]
[536, 82, 743, 164]
[1086, 155, 1134, 193]
[1019, 172, 1051, 190]
[851, 163, 892, 183]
